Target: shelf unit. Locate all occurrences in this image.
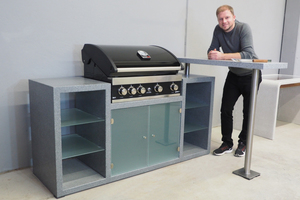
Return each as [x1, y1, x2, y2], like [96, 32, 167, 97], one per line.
[181, 75, 215, 159]
[61, 90, 108, 191]
[29, 77, 110, 198]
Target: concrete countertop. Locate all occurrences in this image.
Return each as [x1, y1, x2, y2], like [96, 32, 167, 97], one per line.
[178, 58, 288, 70]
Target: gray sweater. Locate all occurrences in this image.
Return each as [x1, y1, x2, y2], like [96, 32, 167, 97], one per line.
[207, 20, 258, 76]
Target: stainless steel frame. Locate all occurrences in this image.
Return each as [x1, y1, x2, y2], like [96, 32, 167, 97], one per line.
[112, 93, 180, 103]
[112, 74, 182, 85]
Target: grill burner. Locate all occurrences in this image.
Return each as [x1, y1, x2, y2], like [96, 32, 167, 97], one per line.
[81, 44, 183, 102]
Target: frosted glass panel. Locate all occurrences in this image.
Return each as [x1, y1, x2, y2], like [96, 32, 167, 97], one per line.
[111, 102, 181, 176]
[149, 102, 180, 165]
[111, 107, 148, 176]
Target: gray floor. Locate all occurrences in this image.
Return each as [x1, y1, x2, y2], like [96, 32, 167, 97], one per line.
[1, 121, 300, 200]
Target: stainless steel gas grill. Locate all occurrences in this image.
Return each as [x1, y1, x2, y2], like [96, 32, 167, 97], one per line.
[81, 44, 183, 102]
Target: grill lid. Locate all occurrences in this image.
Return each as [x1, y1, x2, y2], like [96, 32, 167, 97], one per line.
[81, 44, 183, 78]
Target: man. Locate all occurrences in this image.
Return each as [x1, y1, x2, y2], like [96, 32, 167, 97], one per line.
[207, 5, 261, 157]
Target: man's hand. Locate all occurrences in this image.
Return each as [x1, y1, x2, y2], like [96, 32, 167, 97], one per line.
[208, 48, 223, 60]
[208, 49, 241, 60]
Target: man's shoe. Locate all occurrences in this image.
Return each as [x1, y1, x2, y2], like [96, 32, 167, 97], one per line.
[213, 143, 233, 156]
[234, 142, 246, 157]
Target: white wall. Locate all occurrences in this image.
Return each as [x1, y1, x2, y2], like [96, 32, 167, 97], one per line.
[186, 0, 286, 128]
[280, 0, 300, 76]
[294, 23, 300, 76]
[0, 0, 187, 173]
[0, 0, 287, 173]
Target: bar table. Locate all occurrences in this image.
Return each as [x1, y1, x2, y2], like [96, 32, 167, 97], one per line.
[178, 58, 288, 180]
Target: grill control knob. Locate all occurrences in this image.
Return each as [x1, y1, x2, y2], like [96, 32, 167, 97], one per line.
[170, 83, 179, 91]
[154, 84, 163, 93]
[137, 86, 146, 94]
[118, 86, 127, 96]
[128, 86, 137, 95]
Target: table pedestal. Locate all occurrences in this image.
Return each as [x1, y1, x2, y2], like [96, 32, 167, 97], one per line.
[232, 69, 260, 179]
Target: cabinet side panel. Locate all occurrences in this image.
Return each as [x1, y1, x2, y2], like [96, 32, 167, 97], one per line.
[207, 78, 215, 152]
[29, 80, 58, 196]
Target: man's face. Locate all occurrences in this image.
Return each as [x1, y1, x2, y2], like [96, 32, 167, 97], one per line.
[217, 9, 236, 32]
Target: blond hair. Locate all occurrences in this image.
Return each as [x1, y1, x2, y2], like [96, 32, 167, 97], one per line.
[216, 5, 234, 16]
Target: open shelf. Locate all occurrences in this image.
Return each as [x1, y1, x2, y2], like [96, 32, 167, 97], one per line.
[183, 79, 213, 159]
[62, 158, 105, 189]
[61, 108, 104, 127]
[185, 100, 209, 109]
[62, 134, 104, 159]
[184, 123, 207, 133]
[182, 142, 206, 156]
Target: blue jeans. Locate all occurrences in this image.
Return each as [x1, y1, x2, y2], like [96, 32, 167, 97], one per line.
[220, 71, 261, 147]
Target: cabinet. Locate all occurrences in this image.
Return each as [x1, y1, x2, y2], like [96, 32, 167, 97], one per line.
[29, 77, 110, 198]
[29, 75, 214, 198]
[111, 102, 181, 176]
[181, 75, 215, 159]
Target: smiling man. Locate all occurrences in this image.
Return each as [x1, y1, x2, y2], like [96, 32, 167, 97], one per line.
[207, 5, 261, 157]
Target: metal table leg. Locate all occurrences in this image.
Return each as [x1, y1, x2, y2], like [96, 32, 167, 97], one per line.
[184, 63, 190, 77]
[233, 69, 261, 180]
